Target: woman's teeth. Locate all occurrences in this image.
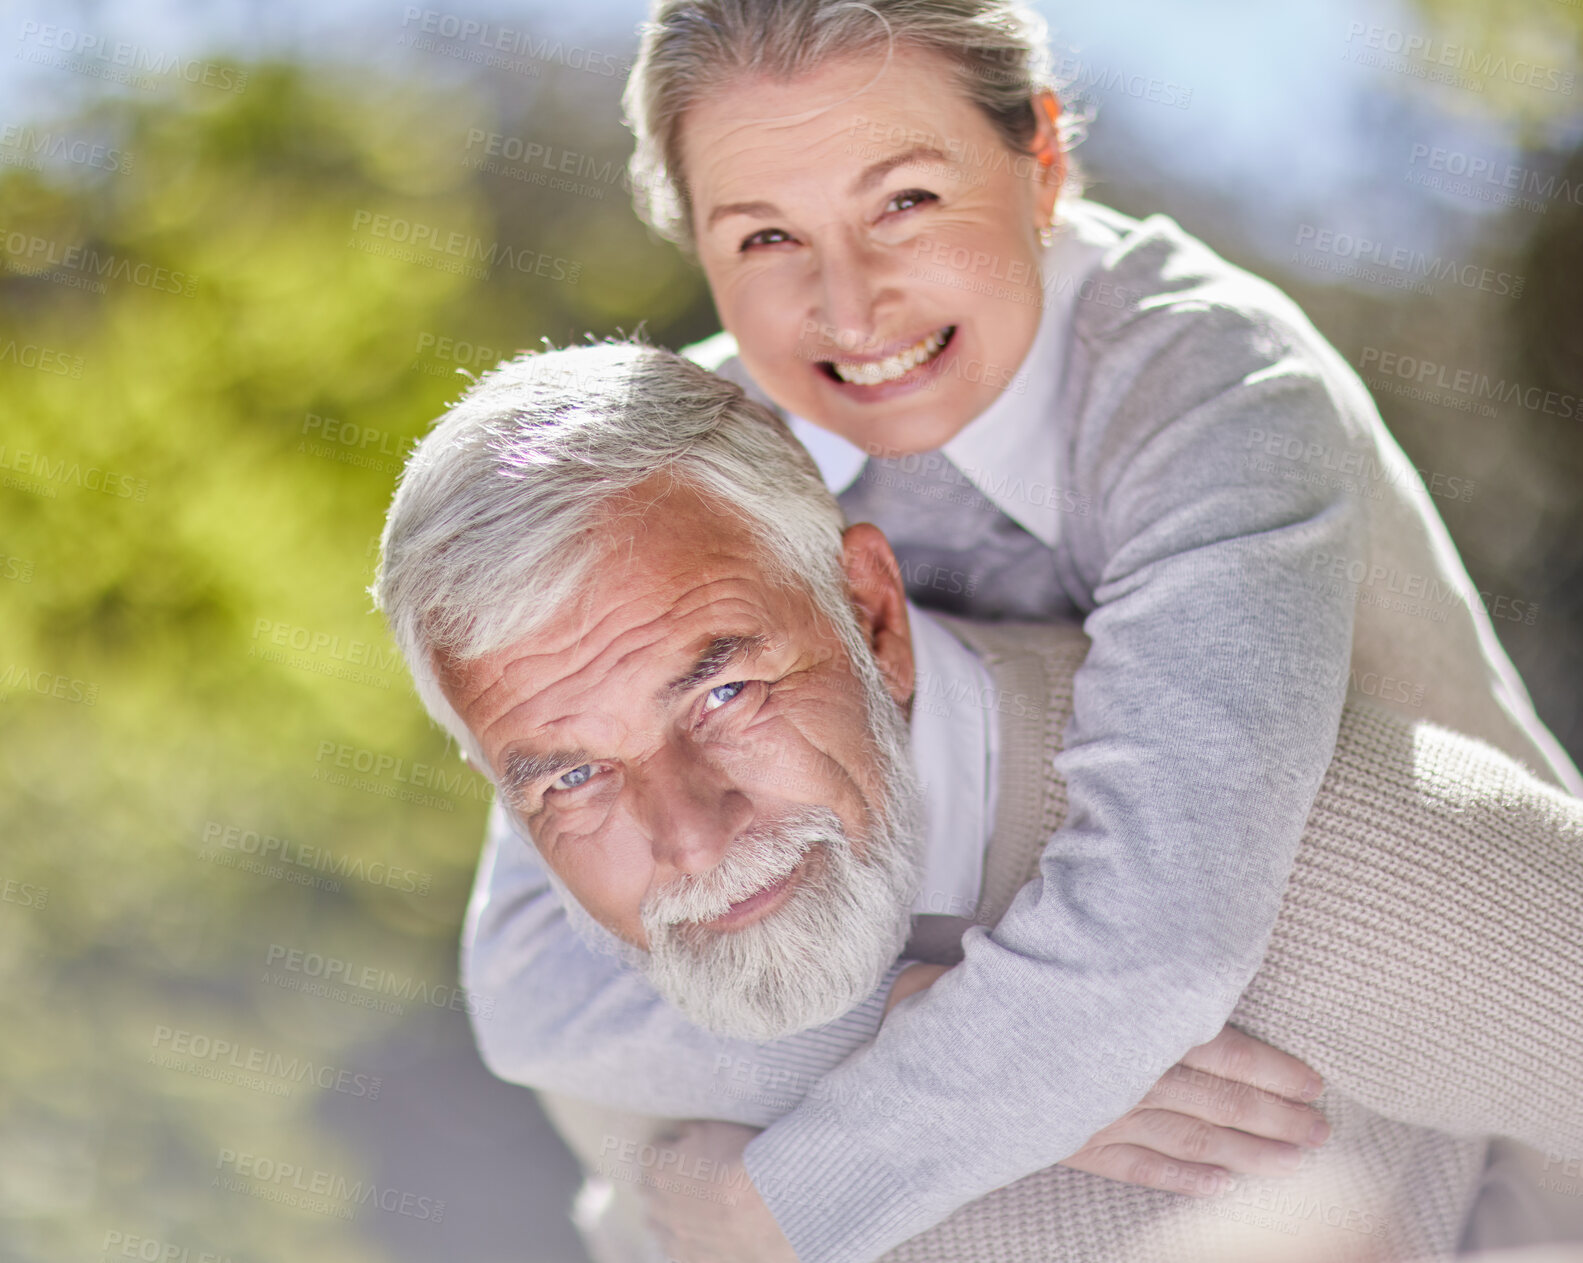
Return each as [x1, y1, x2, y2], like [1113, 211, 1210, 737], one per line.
[829, 328, 951, 386]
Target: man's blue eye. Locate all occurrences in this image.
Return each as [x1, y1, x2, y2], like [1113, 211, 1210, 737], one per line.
[554, 764, 595, 790]
[703, 681, 747, 712]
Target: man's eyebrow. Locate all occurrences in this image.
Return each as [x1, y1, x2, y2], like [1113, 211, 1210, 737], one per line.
[851, 144, 954, 196]
[664, 634, 771, 700]
[499, 748, 590, 805]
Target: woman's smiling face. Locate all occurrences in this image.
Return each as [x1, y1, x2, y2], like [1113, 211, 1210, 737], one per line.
[682, 44, 1062, 456]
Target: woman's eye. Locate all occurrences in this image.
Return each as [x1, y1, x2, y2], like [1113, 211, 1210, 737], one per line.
[884, 189, 937, 215]
[740, 228, 793, 251]
[552, 764, 596, 790]
[702, 681, 747, 713]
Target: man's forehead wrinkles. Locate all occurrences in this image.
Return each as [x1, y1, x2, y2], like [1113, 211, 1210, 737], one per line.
[480, 584, 773, 748]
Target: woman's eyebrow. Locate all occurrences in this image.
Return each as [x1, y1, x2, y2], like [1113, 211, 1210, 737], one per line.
[704, 144, 953, 230]
[663, 633, 770, 700]
[706, 199, 781, 229]
[851, 144, 952, 195]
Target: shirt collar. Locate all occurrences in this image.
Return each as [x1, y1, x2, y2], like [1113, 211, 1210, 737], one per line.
[788, 203, 1115, 549]
[786, 412, 868, 493]
[905, 604, 996, 920]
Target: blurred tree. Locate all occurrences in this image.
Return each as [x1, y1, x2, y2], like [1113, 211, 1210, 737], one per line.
[0, 56, 710, 1263]
[1399, 0, 1582, 134]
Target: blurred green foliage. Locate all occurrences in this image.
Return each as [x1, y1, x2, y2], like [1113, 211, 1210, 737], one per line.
[1403, 0, 1583, 134]
[0, 57, 711, 1262]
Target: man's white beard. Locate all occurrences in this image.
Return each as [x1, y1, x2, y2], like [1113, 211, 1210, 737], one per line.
[639, 659, 924, 1041]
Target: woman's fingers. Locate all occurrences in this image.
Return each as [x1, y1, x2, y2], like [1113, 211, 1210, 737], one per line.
[1180, 1024, 1324, 1103]
[1061, 1140, 1230, 1197]
[1144, 1060, 1331, 1149]
[1063, 1027, 1332, 1193]
[1107, 1106, 1314, 1179]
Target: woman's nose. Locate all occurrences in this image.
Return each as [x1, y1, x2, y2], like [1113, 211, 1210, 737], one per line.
[815, 234, 889, 355]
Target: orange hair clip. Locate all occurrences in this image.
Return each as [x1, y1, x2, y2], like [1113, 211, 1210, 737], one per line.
[1037, 93, 1061, 166]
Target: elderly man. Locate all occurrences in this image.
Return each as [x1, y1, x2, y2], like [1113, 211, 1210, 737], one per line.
[375, 343, 1583, 1263]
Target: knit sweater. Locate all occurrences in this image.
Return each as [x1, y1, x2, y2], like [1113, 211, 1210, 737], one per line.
[867, 615, 1582, 1261]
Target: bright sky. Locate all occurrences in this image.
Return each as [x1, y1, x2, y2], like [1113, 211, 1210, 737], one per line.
[4, 0, 1577, 267]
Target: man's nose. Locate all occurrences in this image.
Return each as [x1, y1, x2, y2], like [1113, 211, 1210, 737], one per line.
[632, 742, 753, 875]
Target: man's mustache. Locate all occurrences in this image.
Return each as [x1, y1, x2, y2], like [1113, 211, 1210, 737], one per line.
[640, 809, 846, 928]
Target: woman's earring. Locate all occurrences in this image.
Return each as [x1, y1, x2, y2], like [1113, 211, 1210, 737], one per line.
[1039, 222, 1055, 249]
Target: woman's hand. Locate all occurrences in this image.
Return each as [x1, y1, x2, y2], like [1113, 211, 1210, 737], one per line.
[882, 965, 1330, 1196]
[1060, 1025, 1330, 1195]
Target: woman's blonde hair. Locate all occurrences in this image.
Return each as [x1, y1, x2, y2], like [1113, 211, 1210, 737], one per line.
[623, 0, 1078, 253]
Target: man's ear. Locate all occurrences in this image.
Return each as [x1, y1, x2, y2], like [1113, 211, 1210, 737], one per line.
[841, 522, 914, 709]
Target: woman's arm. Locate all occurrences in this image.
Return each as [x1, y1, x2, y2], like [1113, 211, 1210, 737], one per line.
[743, 331, 1362, 1263]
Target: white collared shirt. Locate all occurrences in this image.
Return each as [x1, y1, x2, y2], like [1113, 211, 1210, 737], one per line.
[904, 604, 998, 919]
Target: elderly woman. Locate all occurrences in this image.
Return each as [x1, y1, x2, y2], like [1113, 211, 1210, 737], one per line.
[459, 2, 1583, 1260]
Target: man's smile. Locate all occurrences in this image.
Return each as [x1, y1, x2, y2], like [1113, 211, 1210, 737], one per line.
[704, 848, 818, 932]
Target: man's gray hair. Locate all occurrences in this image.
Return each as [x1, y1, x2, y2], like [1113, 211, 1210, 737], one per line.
[373, 341, 862, 771]
[624, 0, 1079, 252]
